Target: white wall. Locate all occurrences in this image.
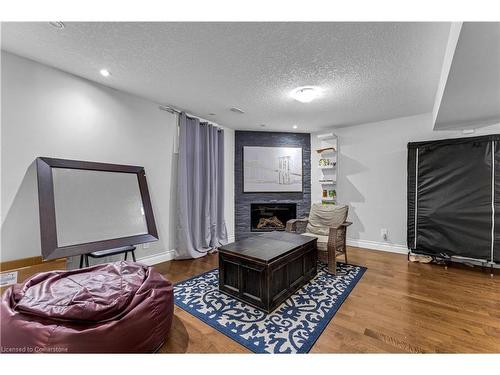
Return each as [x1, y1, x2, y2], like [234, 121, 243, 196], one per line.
[0, 51, 234, 263]
[334, 112, 500, 253]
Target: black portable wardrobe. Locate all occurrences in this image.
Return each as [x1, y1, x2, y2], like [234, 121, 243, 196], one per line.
[407, 134, 499, 265]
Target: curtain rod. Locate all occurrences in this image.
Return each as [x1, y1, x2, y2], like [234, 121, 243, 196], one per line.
[158, 105, 206, 120]
[158, 105, 182, 114]
[158, 104, 223, 131]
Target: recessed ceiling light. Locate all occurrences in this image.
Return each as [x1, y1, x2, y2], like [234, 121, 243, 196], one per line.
[49, 21, 65, 29]
[291, 86, 320, 103]
[292, 125, 298, 129]
[208, 113, 216, 116]
[100, 69, 111, 77]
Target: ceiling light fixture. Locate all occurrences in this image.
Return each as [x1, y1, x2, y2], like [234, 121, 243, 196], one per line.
[49, 21, 65, 29]
[292, 125, 298, 129]
[291, 86, 320, 103]
[100, 69, 111, 77]
[230, 107, 245, 114]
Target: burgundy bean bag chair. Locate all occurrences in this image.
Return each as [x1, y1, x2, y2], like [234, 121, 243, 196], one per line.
[1, 261, 173, 353]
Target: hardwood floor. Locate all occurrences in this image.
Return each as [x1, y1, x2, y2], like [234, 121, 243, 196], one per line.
[155, 247, 500, 353]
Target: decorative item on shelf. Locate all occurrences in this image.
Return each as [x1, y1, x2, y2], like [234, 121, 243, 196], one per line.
[322, 190, 337, 205]
[315, 147, 336, 154]
[319, 179, 335, 184]
[318, 158, 336, 168]
[322, 200, 336, 205]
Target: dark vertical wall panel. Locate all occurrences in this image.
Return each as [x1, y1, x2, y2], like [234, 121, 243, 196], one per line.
[235, 131, 311, 240]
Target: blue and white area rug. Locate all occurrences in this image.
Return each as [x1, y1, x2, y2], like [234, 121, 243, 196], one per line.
[174, 262, 366, 353]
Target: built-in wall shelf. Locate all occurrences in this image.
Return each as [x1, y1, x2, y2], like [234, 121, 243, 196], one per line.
[312, 133, 338, 205]
[316, 133, 335, 140]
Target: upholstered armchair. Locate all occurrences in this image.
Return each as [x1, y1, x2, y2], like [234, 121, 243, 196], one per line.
[286, 203, 352, 274]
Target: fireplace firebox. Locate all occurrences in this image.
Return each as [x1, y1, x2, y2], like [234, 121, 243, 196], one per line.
[250, 203, 297, 232]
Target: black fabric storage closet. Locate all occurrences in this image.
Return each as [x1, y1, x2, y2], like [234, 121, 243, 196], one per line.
[407, 134, 500, 264]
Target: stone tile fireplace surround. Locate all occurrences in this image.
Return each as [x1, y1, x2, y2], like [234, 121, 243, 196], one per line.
[235, 131, 311, 240]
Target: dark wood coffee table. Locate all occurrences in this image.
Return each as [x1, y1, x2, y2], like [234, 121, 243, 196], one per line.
[218, 231, 318, 313]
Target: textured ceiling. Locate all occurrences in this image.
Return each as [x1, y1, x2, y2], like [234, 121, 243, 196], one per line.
[435, 22, 500, 129]
[1, 22, 451, 131]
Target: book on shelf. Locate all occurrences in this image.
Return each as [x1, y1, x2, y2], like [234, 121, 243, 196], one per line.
[322, 189, 336, 199]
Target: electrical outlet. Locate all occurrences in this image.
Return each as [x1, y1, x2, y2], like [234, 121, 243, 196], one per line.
[143, 243, 150, 249]
[0, 271, 18, 287]
[381, 228, 388, 241]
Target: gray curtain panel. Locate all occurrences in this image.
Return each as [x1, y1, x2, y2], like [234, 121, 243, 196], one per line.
[176, 112, 228, 259]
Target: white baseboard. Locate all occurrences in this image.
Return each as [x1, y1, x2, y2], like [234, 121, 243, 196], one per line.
[347, 238, 408, 255]
[135, 240, 497, 270]
[137, 249, 175, 266]
[136, 239, 408, 266]
[135, 236, 235, 265]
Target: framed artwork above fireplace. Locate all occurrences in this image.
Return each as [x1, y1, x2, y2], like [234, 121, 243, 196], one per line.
[243, 146, 303, 192]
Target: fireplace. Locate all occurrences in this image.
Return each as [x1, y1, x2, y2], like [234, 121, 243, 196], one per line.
[250, 203, 297, 232]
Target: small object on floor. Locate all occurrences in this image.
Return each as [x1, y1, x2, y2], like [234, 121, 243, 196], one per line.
[1, 261, 173, 353]
[409, 254, 433, 263]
